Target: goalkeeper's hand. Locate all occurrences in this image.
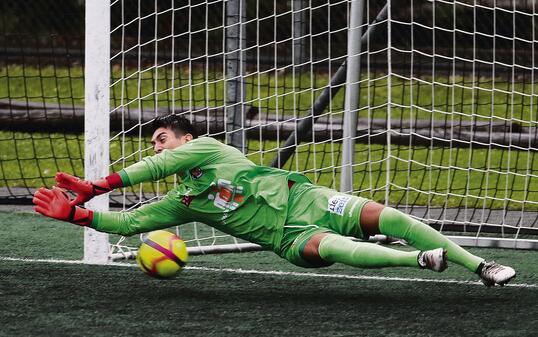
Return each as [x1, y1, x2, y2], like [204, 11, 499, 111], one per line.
[55, 172, 114, 206]
[32, 187, 93, 226]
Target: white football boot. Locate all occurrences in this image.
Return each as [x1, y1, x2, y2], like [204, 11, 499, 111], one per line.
[477, 261, 516, 287]
[417, 248, 448, 272]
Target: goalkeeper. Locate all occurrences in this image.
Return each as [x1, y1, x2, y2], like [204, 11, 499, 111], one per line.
[33, 114, 515, 287]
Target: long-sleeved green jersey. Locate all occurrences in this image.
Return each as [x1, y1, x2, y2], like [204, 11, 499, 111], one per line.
[92, 137, 310, 252]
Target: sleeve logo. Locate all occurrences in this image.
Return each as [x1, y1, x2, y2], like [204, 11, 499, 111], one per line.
[327, 195, 352, 216]
[181, 195, 194, 207]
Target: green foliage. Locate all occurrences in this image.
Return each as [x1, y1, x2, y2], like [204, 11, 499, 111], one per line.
[3, 130, 538, 210]
[3, 65, 538, 121]
[3, 65, 538, 210]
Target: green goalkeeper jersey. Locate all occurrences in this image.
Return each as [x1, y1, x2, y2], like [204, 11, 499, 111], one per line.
[92, 137, 310, 252]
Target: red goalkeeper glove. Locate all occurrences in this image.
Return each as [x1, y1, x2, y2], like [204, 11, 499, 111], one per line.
[33, 187, 93, 226]
[55, 172, 123, 206]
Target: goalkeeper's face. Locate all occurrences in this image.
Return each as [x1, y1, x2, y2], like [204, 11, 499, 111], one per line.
[151, 127, 193, 154]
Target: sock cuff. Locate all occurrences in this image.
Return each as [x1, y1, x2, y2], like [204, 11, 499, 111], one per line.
[377, 207, 403, 233]
[317, 233, 340, 260]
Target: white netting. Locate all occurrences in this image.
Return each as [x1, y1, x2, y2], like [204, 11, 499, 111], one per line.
[385, 0, 538, 240]
[103, 0, 538, 257]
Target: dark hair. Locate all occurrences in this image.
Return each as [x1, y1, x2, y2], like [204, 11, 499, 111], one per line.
[152, 114, 198, 139]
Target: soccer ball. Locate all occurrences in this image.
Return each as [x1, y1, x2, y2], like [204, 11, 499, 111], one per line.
[136, 230, 189, 278]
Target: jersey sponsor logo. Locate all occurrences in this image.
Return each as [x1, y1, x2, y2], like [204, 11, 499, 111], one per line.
[207, 179, 244, 211]
[327, 195, 352, 216]
[190, 167, 203, 179]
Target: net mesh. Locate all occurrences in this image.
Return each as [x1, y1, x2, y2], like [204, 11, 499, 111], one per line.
[107, 0, 364, 253]
[387, 0, 538, 237]
[2, 1, 538, 253]
[0, 0, 85, 203]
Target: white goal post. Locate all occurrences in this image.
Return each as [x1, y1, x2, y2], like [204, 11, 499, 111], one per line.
[84, 0, 110, 264]
[85, 0, 538, 263]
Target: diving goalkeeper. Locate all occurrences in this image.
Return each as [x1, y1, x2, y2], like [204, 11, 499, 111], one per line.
[33, 114, 516, 286]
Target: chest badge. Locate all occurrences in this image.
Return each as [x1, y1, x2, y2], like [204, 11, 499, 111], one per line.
[190, 167, 203, 179]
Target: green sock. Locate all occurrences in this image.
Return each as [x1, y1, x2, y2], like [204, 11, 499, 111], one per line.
[318, 233, 420, 268]
[378, 207, 483, 272]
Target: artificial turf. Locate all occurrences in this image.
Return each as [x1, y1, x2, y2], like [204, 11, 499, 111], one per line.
[1, 211, 538, 336]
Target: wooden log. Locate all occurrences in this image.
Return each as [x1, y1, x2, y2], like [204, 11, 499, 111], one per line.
[1, 100, 536, 149]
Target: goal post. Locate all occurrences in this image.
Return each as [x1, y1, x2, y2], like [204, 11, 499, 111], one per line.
[341, 0, 365, 194]
[80, 0, 538, 263]
[84, 0, 110, 264]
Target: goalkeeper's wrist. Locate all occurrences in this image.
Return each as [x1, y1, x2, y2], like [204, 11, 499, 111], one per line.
[68, 206, 94, 227]
[90, 172, 125, 196]
[104, 172, 124, 189]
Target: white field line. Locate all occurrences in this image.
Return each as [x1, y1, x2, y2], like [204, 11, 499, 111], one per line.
[1, 256, 536, 289]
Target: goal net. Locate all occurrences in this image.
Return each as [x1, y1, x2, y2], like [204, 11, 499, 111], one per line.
[91, 0, 538, 261]
[2, 0, 536, 262]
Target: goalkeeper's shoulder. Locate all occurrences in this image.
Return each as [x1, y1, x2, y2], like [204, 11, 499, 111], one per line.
[163, 136, 225, 156]
[177, 136, 246, 158]
[183, 136, 226, 149]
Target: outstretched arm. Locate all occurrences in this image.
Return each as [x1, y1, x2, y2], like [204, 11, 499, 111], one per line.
[33, 187, 193, 236]
[56, 138, 222, 205]
[121, 137, 220, 184]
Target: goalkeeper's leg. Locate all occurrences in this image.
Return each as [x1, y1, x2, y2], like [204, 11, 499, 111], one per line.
[286, 183, 514, 284]
[358, 202, 483, 272]
[356, 203, 515, 285]
[303, 232, 447, 271]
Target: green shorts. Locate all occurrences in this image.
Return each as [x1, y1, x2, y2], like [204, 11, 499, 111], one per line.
[279, 182, 370, 268]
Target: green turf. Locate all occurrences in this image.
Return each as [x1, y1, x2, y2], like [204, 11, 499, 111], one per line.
[1, 211, 537, 336]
